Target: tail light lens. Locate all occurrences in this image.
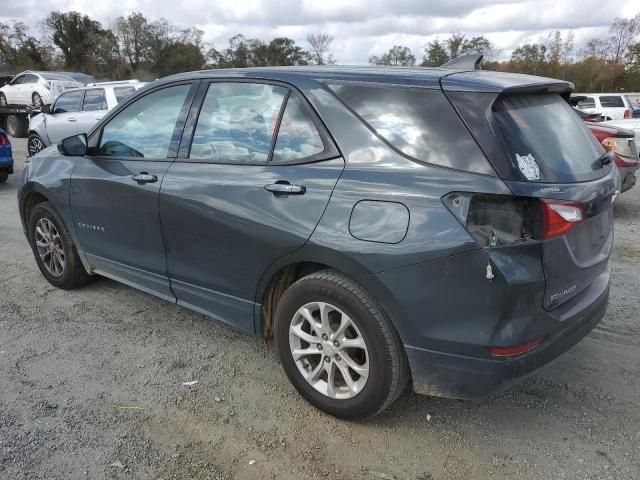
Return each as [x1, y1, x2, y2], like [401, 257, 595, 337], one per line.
[602, 136, 635, 158]
[624, 109, 631, 119]
[540, 199, 583, 239]
[44, 81, 51, 90]
[0, 133, 7, 145]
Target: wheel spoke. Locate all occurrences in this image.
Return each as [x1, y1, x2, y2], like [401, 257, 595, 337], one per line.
[325, 362, 337, 397]
[292, 346, 321, 361]
[299, 307, 322, 334]
[319, 302, 331, 333]
[341, 337, 367, 349]
[335, 361, 356, 392]
[308, 360, 324, 382]
[340, 352, 368, 379]
[290, 323, 319, 344]
[333, 314, 351, 339]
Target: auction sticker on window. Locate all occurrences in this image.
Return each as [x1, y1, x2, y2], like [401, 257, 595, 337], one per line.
[516, 153, 540, 180]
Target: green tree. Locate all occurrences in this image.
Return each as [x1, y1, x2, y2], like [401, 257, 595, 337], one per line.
[43, 11, 110, 71]
[0, 21, 49, 70]
[422, 39, 449, 66]
[157, 42, 204, 76]
[114, 12, 150, 70]
[369, 45, 415, 66]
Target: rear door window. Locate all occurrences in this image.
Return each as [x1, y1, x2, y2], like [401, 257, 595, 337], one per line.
[493, 94, 606, 183]
[272, 94, 325, 163]
[599, 96, 624, 108]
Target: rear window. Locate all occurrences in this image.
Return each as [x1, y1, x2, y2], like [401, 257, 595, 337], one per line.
[599, 96, 624, 108]
[493, 94, 605, 183]
[328, 83, 495, 175]
[41, 73, 75, 81]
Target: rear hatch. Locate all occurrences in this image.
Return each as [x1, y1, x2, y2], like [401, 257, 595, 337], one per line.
[443, 77, 618, 310]
[50, 80, 82, 97]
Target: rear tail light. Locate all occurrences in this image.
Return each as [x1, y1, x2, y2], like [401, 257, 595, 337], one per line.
[0, 133, 7, 145]
[602, 136, 635, 158]
[624, 109, 631, 119]
[489, 337, 545, 357]
[44, 81, 51, 90]
[540, 199, 583, 239]
[443, 193, 584, 245]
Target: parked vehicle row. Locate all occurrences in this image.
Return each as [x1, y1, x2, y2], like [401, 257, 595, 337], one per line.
[570, 92, 635, 121]
[27, 80, 145, 156]
[20, 63, 619, 419]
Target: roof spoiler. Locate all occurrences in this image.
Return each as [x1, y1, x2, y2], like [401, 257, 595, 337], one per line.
[441, 54, 483, 70]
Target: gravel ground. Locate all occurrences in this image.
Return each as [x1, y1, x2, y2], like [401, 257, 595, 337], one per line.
[1, 138, 639, 480]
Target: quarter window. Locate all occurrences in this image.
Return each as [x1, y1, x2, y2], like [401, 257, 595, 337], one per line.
[272, 94, 325, 163]
[113, 86, 136, 103]
[99, 84, 191, 158]
[54, 91, 83, 113]
[190, 82, 287, 163]
[83, 89, 107, 111]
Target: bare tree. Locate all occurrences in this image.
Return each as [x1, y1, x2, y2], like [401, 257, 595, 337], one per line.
[609, 14, 640, 63]
[307, 33, 336, 65]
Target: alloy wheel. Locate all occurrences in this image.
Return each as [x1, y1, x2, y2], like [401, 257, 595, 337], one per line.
[289, 301, 369, 399]
[34, 218, 65, 278]
[33, 93, 43, 108]
[28, 136, 45, 156]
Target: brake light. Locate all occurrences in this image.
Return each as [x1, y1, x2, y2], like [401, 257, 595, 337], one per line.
[624, 109, 631, 119]
[489, 337, 545, 357]
[0, 133, 7, 145]
[540, 199, 583, 239]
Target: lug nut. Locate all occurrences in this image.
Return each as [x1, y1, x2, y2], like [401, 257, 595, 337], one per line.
[335, 354, 341, 361]
[333, 340, 339, 347]
[324, 356, 330, 363]
[322, 334, 328, 341]
[317, 344, 323, 350]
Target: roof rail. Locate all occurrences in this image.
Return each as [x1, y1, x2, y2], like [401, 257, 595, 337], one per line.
[441, 54, 483, 70]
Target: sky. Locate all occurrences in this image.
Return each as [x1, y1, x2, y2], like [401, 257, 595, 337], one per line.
[2, 0, 640, 63]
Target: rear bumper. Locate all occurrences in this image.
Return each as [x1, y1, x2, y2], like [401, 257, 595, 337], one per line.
[407, 271, 609, 399]
[0, 151, 13, 173]
[618, 165, 637, 193]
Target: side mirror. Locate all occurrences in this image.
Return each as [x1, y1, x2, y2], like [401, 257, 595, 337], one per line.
[58, 134, 88, 156]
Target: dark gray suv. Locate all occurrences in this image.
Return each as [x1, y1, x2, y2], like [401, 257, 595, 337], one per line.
[18, 65, 618, 419]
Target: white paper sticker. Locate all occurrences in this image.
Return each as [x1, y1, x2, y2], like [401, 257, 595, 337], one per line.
[516, 153, 540, 181]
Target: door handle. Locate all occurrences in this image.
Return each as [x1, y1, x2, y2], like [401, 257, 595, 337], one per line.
[67, 117, 76, 122]
[264, 182, 306, 196]
[132, 172, 158, 184]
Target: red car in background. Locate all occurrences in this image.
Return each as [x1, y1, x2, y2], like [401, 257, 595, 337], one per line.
[586, 122, 639, 193]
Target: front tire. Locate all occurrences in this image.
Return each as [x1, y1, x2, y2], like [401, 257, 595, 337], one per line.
[275, 270, 408, 419]
[32, 92, 43, 108]
[28, 133, 46, 156]
[28, 202, 91, 289]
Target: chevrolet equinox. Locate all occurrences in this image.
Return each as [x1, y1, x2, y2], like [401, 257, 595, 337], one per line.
[19, 63, 618, 419]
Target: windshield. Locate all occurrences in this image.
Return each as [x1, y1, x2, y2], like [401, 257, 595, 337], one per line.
[493, 94, 606, 183]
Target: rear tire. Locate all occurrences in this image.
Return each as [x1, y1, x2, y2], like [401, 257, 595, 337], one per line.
[6, 114, 27, 138]
[275, 269, 408, 419]
[28, 202, 91, 289]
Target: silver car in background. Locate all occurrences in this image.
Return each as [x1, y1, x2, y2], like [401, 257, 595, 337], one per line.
[27, 80, 146, 156]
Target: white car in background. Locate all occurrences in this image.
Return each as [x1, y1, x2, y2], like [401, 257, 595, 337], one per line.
[0, 71, 83, 108]
[603, 118, 640, 147]
[570, 93, 633, 120]
[27, 80, 146, 156]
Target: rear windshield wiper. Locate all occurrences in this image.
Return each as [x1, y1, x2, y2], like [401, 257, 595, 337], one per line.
[596, 150, 614, 167]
